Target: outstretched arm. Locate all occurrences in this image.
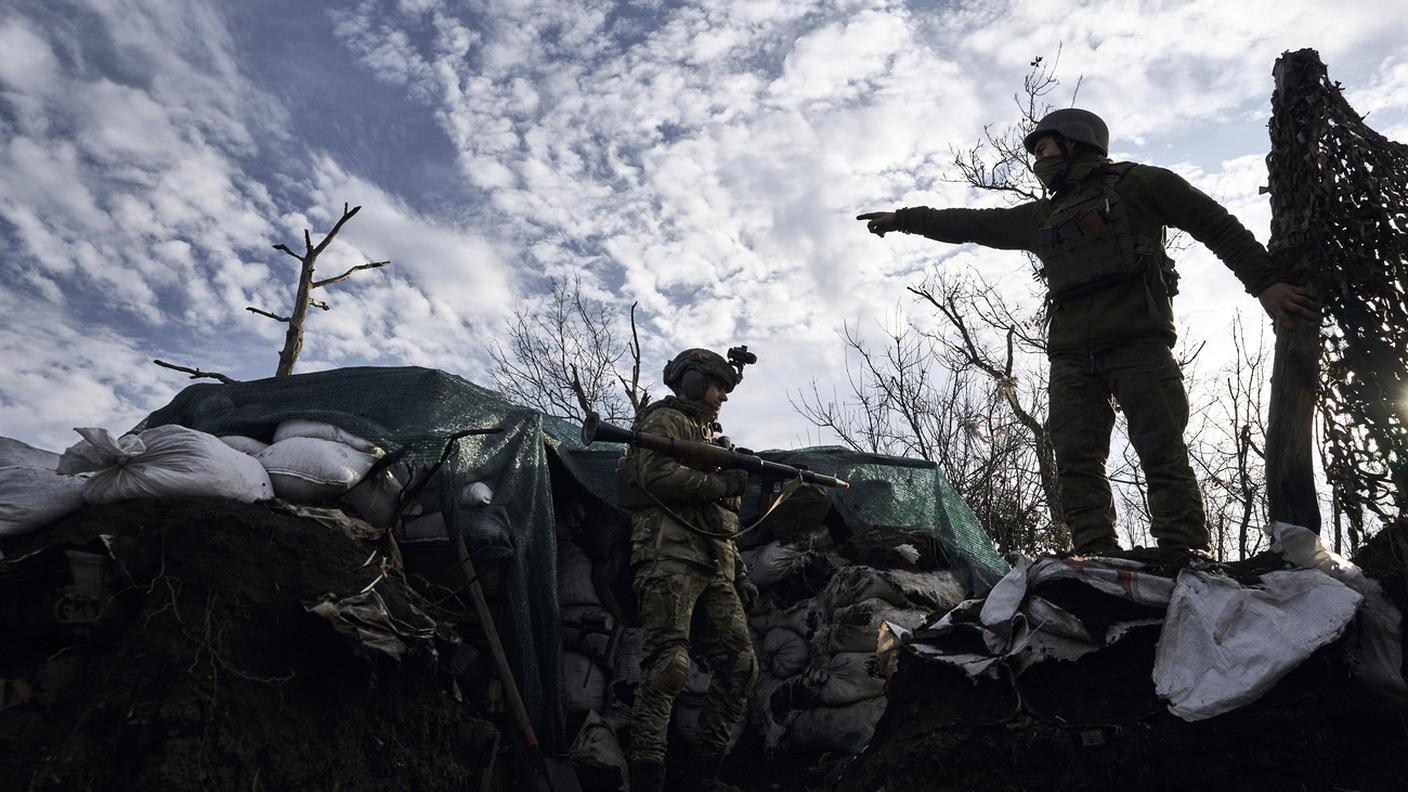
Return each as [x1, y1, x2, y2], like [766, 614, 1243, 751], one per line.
[856, 204, 1043, 251]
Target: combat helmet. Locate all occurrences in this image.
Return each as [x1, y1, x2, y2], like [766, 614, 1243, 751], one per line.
[1023, 108, 1109, 156]
[663, 348, 740, 400]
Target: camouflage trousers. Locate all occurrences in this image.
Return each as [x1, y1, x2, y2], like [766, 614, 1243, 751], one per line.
[630, 559, 757, 765]
[1049, 342, 1209, 553]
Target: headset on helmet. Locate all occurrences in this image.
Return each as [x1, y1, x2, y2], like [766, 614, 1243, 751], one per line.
[1024, 108, 1110, 156]
[663, 347, 753, 400]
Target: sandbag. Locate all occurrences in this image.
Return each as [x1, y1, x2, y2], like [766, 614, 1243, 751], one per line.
[569, 710, 628, 781]
[784, 696, 886, 754]
[819, 565, 964, 612]
[558, 540, 601, 606]
[256, 437, 379, 502]
[218, 435, 269, 455]
[612, 627, 646, 686]
[561, 604, 615, 660]
[826, 598, 929, 654]
[745, 540, 814, 589]
[462, 481, 493, 505]
[401, 512, 450, 543]
[749, 672, 791, 753]
[338, 468, 402, 527]
[0, 437, 61, 470]
[749, 601, 816, 639]
[0, 466, 88, 538]
[563, 650, 609, 714]
[60, 426, 272, 504]
[273, 419, 380, 454]
[805, 651, 885, 706]
[763, 628, 810, 679]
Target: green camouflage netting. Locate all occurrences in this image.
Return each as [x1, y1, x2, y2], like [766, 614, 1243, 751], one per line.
[138, 366, 567, 748]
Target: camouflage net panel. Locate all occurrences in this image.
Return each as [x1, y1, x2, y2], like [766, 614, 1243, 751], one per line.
[137, 366, 567, 748]
[1267, 49, 1408, 523]
[544, 411, 1007, 594]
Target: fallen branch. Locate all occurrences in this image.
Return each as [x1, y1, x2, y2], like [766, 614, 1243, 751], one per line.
[153, 360, 237, 385]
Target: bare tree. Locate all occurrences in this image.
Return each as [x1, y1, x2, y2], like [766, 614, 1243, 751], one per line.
[153, 203, 388, 383]
[255, 203, 389, 376]
[490, 274, 648, 423]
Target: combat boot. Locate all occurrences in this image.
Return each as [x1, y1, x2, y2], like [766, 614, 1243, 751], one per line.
[630, 759, 665, 792]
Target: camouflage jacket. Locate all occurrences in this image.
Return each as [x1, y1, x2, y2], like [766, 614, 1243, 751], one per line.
[894, 155, 1283, 356]
[627, 397, 744, 579]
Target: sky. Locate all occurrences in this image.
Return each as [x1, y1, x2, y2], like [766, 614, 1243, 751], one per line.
[2, 0, 1407, 455]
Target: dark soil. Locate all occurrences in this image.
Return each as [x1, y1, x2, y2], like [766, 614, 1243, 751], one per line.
[0, 498, 490, 792]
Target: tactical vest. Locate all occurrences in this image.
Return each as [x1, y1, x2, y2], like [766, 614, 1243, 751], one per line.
[616, 398, 718, 511]
[1037, 163, 1177, 301]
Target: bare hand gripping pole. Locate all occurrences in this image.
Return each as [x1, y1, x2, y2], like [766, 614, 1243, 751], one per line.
[580, 412, 850, 490]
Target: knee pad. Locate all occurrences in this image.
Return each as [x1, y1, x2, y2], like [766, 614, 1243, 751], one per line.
[644, 646, 691, 697]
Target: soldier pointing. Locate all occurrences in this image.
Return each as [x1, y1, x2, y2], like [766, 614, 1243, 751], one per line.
[858, 109, 1318, 557]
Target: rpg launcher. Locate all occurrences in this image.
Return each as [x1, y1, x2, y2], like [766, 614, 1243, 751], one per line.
[580, 412, 849, 490]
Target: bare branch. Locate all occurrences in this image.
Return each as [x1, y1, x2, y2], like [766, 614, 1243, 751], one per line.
[246, 306, 290, 322]
[272, 244, 304, 262]
[308, 299, 330, 311]
[153, 359, 237, 386]
[312, 260, 390, 289]
[311, 204, 361, 258]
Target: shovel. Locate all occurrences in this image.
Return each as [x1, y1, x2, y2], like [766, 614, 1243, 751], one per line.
[454, 531, 581, 792]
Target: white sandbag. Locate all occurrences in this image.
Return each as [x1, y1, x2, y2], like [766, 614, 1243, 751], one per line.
[1268, 521, 1408, 696]
[1154, 568, 1362, 721]
[273, 419, 381, 454]
[558, 540, 601, 606]
[401, 511, 450, 543]
[785, 696, 886, 754]
[827, 598, 930, 654]
[745, 540, 814, 589]
[337, 468, 401, 527]
[218, 435, 269, 455]
[763, 628, 810, 679]
[257, 437, 378, 502]
[60, 426, 272, 504]
[462, 481, 493, 505]
[0, 437, 61, 470]
[0, 466, 88, 538]
[805, 651, 885, 706]
[563, 651, 609, 713]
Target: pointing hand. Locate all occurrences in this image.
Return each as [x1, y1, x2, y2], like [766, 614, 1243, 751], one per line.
[856, 211, 897, 238]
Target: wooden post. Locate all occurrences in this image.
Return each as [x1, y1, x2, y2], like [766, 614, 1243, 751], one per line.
[1263, 50, 1325, 533]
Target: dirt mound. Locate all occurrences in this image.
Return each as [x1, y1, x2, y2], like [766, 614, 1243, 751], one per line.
[0, 498, 488, 792]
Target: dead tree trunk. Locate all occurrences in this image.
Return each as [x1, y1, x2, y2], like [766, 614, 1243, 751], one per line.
[250, 204, 388, 377]
[1265, 48, 1408, 532]
[1263, 52, 1326, 532]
